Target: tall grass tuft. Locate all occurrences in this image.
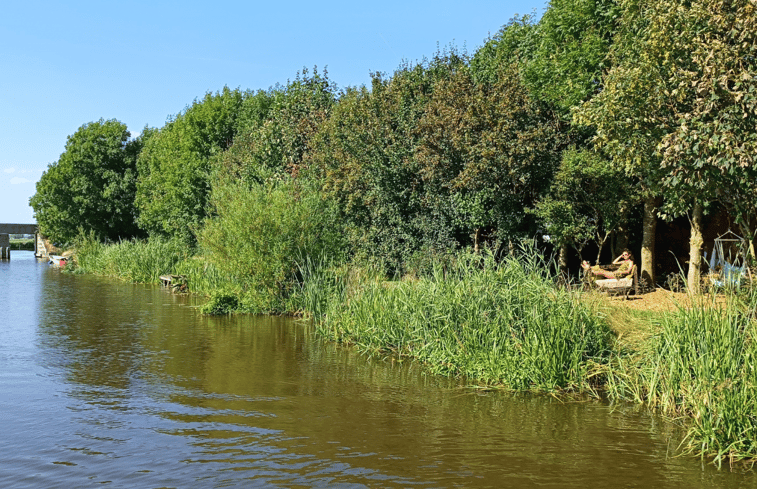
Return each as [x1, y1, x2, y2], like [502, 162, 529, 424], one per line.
[604, 292, 757, 465]
[314, 247, 611, 391]
[73, 232, 190, 283]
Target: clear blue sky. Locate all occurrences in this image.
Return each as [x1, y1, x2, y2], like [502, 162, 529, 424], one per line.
[1, 0, 544, 224]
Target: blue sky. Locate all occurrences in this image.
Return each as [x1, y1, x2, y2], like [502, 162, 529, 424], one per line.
[1, 0, 544, 224]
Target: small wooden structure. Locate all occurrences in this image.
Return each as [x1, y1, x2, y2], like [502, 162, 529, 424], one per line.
[160, 275, 188, 293]
[595, 265, 639, 299]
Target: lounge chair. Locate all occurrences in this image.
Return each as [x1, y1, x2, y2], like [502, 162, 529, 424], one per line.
[595, 264, 638, 299]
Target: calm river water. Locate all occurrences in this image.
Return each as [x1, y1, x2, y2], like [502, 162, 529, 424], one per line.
[1, 251, 753, 488]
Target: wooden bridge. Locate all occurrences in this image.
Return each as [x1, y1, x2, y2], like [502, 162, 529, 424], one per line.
[0, 223, 45, 260]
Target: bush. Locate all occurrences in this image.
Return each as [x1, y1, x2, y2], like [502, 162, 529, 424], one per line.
[200, 292, 241, 315]
[197, 177, 346, 313]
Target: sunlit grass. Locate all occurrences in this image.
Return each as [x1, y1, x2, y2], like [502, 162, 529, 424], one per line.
[73, 233, 190, 283]
[602, 291, 757, 466]
[309, 249, 611, 391]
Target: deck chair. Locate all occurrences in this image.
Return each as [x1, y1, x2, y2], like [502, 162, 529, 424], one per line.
[595, 264, 638, 299]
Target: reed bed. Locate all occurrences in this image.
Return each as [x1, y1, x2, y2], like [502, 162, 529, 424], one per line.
[603, 292, 757, 466]
[312, 250, 611, 391]
[73, 234, 190, 283]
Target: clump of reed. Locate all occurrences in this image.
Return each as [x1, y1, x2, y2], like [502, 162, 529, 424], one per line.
[311, 248, 611, 391]
[603, 291, 757, 466]
[73, 232, 190, 283]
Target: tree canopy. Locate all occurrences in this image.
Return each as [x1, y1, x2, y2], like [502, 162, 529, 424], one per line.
[30, 119, 144, 243]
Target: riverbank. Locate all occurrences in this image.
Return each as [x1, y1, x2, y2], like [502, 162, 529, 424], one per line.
[592, 287, 757, 467]
[64, 238, 757, 467]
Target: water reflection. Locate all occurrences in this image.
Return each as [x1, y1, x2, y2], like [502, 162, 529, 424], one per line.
[0, 251, 753, 488]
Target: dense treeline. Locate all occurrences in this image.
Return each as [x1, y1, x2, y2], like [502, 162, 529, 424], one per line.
[32, 0, 756, 293]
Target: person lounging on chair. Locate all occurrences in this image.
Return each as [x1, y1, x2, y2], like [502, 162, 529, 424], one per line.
[581, 250, 634, 282]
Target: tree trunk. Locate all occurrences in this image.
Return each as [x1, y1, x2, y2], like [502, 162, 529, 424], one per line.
[687, 202, 704, 294]
[640, 195, 658, 289]
[473, 228, 480, 254]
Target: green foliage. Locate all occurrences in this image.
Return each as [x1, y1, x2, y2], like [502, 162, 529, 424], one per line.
[522, 0, 619, 117]
[197, 177, 346, 313]
[135, 86, 252, 243]
[416, 62, 564, 245]
[213, 68, 337, 187]
[199, 292, 241, 315]
[314, 50, 474, 273]
[73, 231, 190, 283]
[652, 0, 757, 227]
[532, 148, 634, 256]
[316, 248, 611, 390]
[470, 14, 539, 85]
[30, 119, 145, 243]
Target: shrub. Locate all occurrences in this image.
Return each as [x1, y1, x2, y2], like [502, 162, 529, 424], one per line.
[197, 177, 346, 313]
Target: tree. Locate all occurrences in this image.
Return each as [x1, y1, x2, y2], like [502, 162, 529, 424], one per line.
[532, 148, 634, 272]
[653, 0, 757, 287]
[30, 119, 144, 243]
[215, 68, 337, 187]
[574, 0, 674, 287]
[135, 86, 250, 243]
[314, 52, 469, 273]
[416, 63, 564, 250]
[579, 0, 757, 291]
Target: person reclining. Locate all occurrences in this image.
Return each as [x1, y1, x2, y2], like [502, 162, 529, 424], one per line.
[581, 250, 634, 280]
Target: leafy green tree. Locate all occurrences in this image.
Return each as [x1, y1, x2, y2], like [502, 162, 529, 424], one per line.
[135, 86, 250, 243]
[30, 119, 144, 243]
[653, 0, 757, 282]
[214, 68, 336, 187]
[470, 14, 539, 86]
[416, 63, 564, 250]
[532, 148, 634, 271]
[574, 0, 674, 286]
[314, 52, 468, 273]
[472, 3, 621, 270]
[579, 0, 757, 290]
[521, 0, 619, 118]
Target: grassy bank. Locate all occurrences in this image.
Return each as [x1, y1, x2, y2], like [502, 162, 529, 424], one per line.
[10, 239, 35, 251]
[306, 251, 611, 391]
[72, 234, 191, 283]
[68, 236, 757, 466]
[600, 291, 757, 466]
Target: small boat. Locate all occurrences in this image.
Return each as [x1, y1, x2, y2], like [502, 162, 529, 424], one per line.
[49, 255, 68, 267]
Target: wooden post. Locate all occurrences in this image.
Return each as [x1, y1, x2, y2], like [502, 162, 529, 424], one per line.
[0, 234, 9, 260]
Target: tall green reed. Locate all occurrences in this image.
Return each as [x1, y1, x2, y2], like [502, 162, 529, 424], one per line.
[604, 292, 757, 465]
[74, 232, 190, 283]
[315, 248, 611, 391]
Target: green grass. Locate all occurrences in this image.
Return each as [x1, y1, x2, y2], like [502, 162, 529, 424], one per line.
[602, 291, 757, 466]
[310, 249, 611, 391]
[72, 233, 191, 283]
[10, 239, 35, 251]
